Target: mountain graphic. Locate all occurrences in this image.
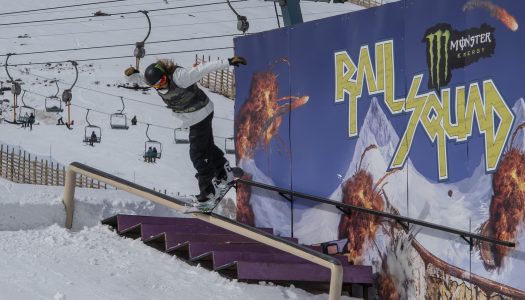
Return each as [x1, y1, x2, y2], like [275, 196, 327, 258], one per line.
[292, 96, 525, 290]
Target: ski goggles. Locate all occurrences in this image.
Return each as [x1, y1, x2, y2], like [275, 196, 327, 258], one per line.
[151, 74, 168, 89]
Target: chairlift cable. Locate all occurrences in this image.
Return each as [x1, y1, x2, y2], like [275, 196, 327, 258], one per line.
[2, 46, 233, 66]
[6, 62, 233, 122]
[0, 4, 269, 33]
[21, 89, 233, 139]
[0, 1, 247, 27]
[10, 0, 258, 19]
[0, 34, 239, 57]
[0, 0, 127, 17]
[11, 66, 234, 122]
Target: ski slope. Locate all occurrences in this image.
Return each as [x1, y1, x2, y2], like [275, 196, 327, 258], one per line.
[0, 0, 367, 299]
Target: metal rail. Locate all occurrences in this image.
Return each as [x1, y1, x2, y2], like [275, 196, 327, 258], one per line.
[237, 178, 515, 248]
[62, 162, 344, 300]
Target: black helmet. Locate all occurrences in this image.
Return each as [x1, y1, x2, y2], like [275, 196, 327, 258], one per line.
[144, 63, 166, 86]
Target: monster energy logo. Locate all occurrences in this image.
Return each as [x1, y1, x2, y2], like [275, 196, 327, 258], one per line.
[423, 23, 496, 91]
[424, 24, 452, 90]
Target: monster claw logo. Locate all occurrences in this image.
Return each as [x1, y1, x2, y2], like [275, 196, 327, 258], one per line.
[423, 24, 452, 90]
[423, 23, 496, 90]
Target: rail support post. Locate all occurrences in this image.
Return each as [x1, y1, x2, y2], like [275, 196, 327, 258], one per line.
[63, 167, 76, 229]
[329, 264, 343, 300]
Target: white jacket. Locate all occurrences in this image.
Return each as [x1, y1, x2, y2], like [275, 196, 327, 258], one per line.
[127, 59, 230, 128]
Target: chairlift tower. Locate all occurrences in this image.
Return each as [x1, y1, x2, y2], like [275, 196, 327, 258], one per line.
[267, 0, 377, 27]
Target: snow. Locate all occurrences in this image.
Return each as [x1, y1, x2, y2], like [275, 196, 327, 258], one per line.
[0, 1, 366, 299]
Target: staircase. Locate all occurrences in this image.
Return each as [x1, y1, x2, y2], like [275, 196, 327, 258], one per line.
[102, 214, 373, 296]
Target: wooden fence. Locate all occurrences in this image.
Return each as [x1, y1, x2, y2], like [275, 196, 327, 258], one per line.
[0, 144, 108, 189]
[195, 55, 235, 100]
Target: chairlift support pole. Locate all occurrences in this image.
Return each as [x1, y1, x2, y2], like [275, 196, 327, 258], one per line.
[5, 53, 21, 123]
[134, 10, 151, 71]
[265, 0, 303, 26]
[279, 0, 303, 26]
[267, 0, 338, 27]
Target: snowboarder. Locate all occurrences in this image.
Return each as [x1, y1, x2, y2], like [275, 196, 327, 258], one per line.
[131, 115, 137, 125]
[57, 112, 65, 125]
[127, 56, 246, 205]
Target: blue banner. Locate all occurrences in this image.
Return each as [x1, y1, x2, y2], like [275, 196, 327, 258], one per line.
[234, 0, 525, 297]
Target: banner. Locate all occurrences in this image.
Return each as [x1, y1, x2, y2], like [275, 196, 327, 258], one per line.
[234, 0, 525, 297]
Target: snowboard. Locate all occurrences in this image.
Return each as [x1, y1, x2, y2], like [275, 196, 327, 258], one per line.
[184, 167, 244, 214]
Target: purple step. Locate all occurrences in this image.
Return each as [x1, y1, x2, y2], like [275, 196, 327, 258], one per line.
[104, 214, 273, 236]
[207, 251, 311, 269]
[234, 261, 373, 284]
[199, 249, 353, 269]
[183, 242, 290, 259]
[140, 224, 240, 242]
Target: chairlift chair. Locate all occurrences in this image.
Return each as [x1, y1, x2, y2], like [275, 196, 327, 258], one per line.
[110, 97, 129, 129]
[174, 127, 189, 144]
[45, 80, 63, 112]
[16, 90, 36, 124]
[144, 124, 162, 160]
[224, 136, 235, 154]
[82, 109, 102, 144]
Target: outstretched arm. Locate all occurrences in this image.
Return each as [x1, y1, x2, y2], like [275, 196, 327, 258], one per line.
[173, 59, 230, 88]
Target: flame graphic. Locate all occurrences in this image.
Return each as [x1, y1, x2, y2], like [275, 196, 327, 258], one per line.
[337, 145, 398, 264]
[463, 0, 518, 31]
[234, 60, 309, 225]
[478, 123, 525, 270]
[235, 68, 309, 160]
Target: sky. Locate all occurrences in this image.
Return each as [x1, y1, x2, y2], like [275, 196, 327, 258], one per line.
[0, 0, 367, 299]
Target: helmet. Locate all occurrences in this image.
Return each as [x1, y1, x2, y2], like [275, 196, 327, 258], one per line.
[144, 63, 166, 86]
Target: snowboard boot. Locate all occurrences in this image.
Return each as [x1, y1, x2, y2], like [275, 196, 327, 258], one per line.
[214, 161, 234, 188]
[195, 174, 217, 203]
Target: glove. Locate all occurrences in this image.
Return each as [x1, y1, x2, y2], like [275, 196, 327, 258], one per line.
[124, 66, 140, 76]
[228, 56, 247, 67]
